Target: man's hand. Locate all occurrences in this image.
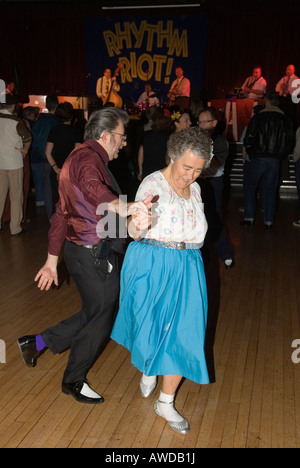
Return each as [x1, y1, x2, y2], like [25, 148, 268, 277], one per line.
[34, 254, 59, 291]
[108, 195, 153, 218]
[15, 147, 27, 159]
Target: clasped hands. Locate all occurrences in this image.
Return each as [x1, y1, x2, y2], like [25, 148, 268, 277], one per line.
[128, 195, 154, 234]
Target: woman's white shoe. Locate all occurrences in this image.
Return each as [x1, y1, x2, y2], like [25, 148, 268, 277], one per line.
[154, 400, 190, 434]
[139, 374, 157, 398]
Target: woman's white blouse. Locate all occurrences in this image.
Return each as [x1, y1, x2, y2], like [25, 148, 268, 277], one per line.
[135, 171, 208, 244]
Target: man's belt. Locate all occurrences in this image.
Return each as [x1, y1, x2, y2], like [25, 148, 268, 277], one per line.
[68, 239, 112, 259]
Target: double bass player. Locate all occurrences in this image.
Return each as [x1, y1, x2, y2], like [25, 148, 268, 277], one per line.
[96, 65, 123, 108]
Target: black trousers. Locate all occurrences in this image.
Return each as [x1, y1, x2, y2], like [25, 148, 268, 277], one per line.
[42, 240, 120, 383]
[199, 178, 233, 262]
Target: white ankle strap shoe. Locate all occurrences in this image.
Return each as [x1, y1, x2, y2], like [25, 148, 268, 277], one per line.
[154, 400, 190, 434]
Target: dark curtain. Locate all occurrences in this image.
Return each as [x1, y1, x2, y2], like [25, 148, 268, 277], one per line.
[1, 3, 87, 100]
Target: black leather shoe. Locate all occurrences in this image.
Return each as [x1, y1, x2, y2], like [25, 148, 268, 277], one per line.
[240, 220, 254, 226]
[17, 335, 40, 367]
[62, 380, 104, 404]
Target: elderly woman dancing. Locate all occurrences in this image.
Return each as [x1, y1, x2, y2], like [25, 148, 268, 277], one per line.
[111, 127, 213, 434]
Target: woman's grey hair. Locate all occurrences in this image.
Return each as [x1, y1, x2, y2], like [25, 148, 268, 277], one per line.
[84, 107, 129, 141]
[167, 127, 213, 168]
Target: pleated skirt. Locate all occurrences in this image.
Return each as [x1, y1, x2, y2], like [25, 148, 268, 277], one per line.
[111, 241, 210, 385]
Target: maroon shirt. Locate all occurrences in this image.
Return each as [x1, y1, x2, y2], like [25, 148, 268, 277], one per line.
[48, 139, 118, 256]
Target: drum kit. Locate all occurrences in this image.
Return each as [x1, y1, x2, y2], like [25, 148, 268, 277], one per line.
[124, 91, 168, 116]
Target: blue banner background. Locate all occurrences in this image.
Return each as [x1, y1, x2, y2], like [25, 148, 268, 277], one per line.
[85, 15, 208, 105]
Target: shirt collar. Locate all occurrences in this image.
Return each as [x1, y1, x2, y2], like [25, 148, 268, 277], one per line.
[83, 139, 110, 165]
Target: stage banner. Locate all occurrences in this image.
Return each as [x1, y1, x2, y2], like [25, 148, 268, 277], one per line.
[85, 16, 208, 105]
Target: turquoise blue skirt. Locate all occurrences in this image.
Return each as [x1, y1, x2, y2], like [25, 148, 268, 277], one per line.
[111, 241, 210, 385]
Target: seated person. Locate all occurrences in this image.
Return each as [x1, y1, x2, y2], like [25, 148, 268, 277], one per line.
[241, 66, 267, 100]
[136, 84, 160, 108]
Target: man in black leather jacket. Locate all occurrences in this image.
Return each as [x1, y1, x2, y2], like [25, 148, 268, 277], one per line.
[242, 91, 295, 228]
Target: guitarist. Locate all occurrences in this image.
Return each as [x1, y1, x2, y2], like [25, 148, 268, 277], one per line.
[96, 68, 121, 107]
[167, 66, 190, 109]
[240, 66, 267, 100]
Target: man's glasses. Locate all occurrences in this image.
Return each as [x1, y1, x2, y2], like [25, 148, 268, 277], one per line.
[111, 131, 127, 142]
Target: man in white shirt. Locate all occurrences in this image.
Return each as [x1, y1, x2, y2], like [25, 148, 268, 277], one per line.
[276, 64, 299, 121]
[276, 64, 299, 97]
[241, 66, 267, 100]
[168, 66, 190, 108]
[0, 95, 32, 235]
[96, 68, 121, 107]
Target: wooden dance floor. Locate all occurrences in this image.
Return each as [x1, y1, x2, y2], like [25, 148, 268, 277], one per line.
[1, 192, 300, 448]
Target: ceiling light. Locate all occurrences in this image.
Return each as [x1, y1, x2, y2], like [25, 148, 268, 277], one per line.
[102, 4, 201, 9]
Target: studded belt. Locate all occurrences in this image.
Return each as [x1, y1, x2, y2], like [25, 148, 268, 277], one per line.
[138, 238, 201, 250]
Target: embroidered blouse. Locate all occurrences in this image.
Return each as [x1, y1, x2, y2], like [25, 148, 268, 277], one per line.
[135, 171, 207, 245]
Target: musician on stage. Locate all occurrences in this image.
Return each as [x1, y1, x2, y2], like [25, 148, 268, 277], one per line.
[136, 83, 160, 108]
[276, 64, 299, 123]
[96, 68, 121, 107]
[276, 64, 299, 97]
[167, 66, 190, 109]
[241, 66, 267, 100]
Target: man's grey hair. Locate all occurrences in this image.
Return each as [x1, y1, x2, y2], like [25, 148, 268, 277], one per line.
[167, 127, 213, 167]
[84, 107, 129, 141]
